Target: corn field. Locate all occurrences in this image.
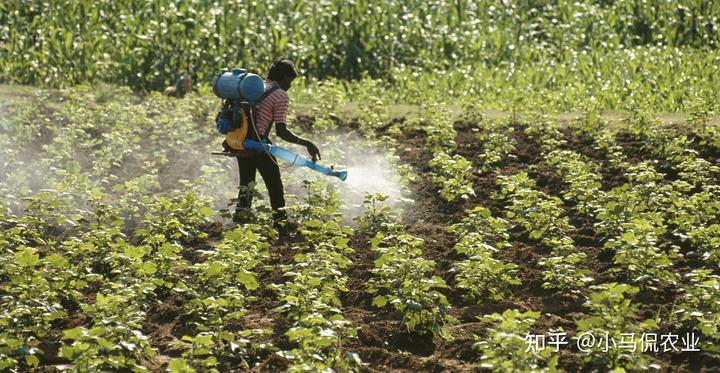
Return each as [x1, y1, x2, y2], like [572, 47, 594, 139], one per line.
[1, 0, 718, 96]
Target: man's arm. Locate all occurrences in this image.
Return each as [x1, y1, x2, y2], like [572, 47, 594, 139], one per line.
[275, 122, 321, 161]
[275, 122, 308, 146]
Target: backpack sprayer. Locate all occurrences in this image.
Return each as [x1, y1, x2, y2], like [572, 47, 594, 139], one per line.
[211, 68, 348, 182]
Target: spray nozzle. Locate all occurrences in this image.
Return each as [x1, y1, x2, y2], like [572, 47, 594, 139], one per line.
[332, 169, 348, 181]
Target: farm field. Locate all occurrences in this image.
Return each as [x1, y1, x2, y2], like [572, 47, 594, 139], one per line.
[2, 1, 720, 372]
[1, 84, 719, 372]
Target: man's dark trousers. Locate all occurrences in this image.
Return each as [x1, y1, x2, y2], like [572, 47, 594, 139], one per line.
[235, 150, 286, 222]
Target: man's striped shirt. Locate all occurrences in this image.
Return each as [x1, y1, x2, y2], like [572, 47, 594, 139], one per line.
[255, 80, 289, 137]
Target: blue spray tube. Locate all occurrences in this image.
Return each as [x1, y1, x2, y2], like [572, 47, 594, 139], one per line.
[243, 139, 348, 181]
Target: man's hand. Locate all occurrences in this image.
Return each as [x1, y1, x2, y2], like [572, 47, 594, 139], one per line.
[306, 141, 321, 162]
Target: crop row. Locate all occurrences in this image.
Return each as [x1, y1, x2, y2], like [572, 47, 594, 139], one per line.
[550, 115, 720, 290]
[497, 116, 720, 367]
[500, 119, 594, 298]
[411, 103, 474, 202]
[445, 206, 520, 302]
[270, 181, 361, 372]
[625, 113, 719, 187]
[541, 116, 720, 356]
[357, 194, 455, 338]
[169, 224, 274, 372]
[497, 172, 593, 298]
[576, 113, 719, 268]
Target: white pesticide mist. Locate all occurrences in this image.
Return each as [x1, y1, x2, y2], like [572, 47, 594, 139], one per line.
[338, 147, 404, 225]
[1, 90, 409, 229]
[271, 127, 411, 227]
[311, 128, 408, 226]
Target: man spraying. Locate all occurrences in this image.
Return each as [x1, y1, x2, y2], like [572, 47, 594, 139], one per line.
[222, 59, 321, 233]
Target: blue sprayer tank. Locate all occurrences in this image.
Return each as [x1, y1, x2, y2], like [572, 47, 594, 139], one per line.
[212, 68, 265, 103]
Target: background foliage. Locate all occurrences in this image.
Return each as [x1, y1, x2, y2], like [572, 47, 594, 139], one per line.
[1, 0, 718, 111]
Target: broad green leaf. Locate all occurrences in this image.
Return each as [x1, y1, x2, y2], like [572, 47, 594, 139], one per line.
[25, 355, 39, 367]
[142, 261, 158, 275]
[46, 253, 68, 268]
[15, 247, 40, 267]
[621, 231, 638, 243]
[168, 359, 195, 373]
[124, 245, 147, 260]
[236, 269, 258, 290]
[372, 295, 388, 308]
[62, 327, 85, 340]
[205, 262, 224, 278]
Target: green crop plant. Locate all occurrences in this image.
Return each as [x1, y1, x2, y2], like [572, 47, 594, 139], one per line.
[59, 287, 157, 372]
[304, 79, 347, 133]
[445, 206, 521, 302]
[594, 162, 673, 238]
[280, 314, 360, 373]
[171, 327, 271, 372]
[523, 116, 567, 156]
[360, 193, 457, 337]
[459, 102, 485, 125]
[368, 231, 455, 338]
[497, 173, 572, 245]
[665, 184, 720, 263]
[449, 227, 509, 261]
[272, 236, 352, 319]
[0, 246, 71, 370]
[589, 126, 631, 171]
[417, 101, 474, 205]
[446, 206, 510, 245]
[474, 309, 559, 373]
[285, 180, 343, 227]
[354, 93, 393, 140]
[135, 190, 213, 243]
[172, 225, 274, 371]
[605, 219, 680, 290]
[189, 225, 271, 296]
[272, 242, 360, 370]
[672, 269, 720, 356]
[354, 193, 400, 235]
[546, 149, 606, 216]
[422, 104, 457, 155]
[270, 183, 361, 371]
[686, 105, 720, 152]
[498, 173, 593, 297]
[3, 1, 719, 112]
[453, 252, 521, 302]
[428, 152, 475, 202]
[654, 135, 719, 186]
[18, 189, 76, 246]
[112, 173, 162, 228]
[575, 283, 660, 371]
[538, 253, 593, 297]
[625, 113, 719, 186]
[59, 324, 156, 373]
[474, 118, 517, 174]
[687, 224, 720, 265]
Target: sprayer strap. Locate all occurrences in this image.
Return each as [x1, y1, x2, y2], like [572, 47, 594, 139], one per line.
[252, 85, 281, 139]
[258, 86, 280, 103]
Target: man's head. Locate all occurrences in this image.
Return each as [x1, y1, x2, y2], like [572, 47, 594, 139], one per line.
[267, 58, 298, 91]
